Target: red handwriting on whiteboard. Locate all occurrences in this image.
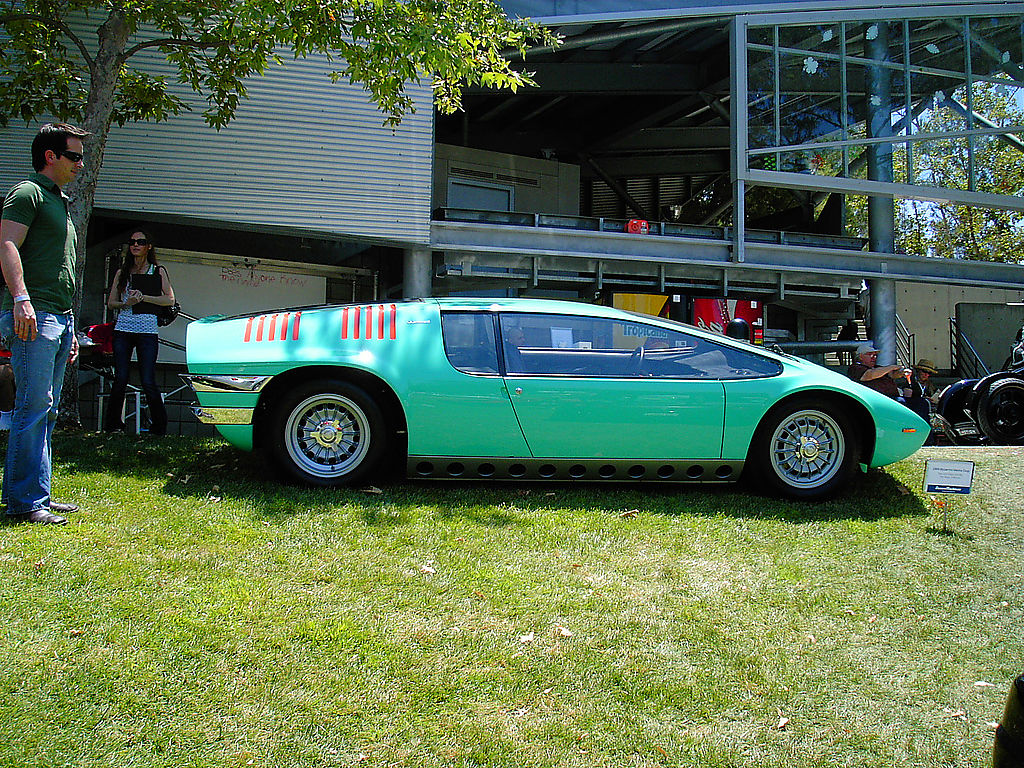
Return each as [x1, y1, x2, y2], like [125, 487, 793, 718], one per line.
[220, 267, 308, 289]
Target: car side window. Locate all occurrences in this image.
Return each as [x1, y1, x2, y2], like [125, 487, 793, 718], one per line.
[498, 312, 781, 379]
[441, 312, 499, 375]
[641, 335, 782, 379]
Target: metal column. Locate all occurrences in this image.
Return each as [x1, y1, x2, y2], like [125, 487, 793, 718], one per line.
[865, 20, 898, 366]
[403, 247, 432, 298]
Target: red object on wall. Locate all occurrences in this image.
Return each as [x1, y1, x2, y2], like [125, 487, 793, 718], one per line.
[627, 219, 649, 234]
[691, 299, 765, 344]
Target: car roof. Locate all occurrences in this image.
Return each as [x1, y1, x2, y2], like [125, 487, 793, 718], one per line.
[429, 296, 627, 318]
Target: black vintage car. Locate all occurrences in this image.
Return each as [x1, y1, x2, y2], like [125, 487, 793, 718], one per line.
[936, 331, 1024, 445]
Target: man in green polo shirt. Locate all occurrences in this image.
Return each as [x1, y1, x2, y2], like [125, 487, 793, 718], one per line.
[0, 122, 87, 525]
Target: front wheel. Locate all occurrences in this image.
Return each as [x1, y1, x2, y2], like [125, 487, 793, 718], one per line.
[749, 398, 860, 500]
[266, 379, 386, 486]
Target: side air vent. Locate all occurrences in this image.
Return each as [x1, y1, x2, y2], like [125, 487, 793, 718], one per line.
[450, 166, 494, 180]
[495, 173, 540, 187]
[407, 458, 744, 484]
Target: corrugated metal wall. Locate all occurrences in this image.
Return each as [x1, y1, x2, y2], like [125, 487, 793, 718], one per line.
[0, 35, 434, 245]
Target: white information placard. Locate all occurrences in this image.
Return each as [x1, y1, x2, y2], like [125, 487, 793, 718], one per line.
[923, 459, 975, 495]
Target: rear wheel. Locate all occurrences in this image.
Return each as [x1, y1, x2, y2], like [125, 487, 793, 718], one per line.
[267, 379, 386, 486]
[977, 377, 1024, 445]
[750, 398, 859, 500]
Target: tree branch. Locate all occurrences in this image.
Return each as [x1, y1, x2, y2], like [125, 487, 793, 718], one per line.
[123, 36, 221, 60]
[0, 12, 94, 69]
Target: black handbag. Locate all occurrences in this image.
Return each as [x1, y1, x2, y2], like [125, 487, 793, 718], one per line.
[154, 265, 180, 326]
[156, 301, 181, 327]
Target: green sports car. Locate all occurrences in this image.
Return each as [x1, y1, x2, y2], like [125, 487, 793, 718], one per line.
[182, 297, 928, 499]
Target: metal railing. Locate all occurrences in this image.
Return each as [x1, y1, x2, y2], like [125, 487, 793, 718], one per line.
[949, 317, 990, 379]
[895, 314, 915, 368]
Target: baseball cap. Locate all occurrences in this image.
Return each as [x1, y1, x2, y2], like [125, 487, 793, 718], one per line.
[856, 342, 879, 356]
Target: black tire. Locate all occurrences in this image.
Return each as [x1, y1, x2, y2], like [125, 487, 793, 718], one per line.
[977, 376, 1024, 445]
[266, 379, 386, 486]
[749, 397, 860, 501]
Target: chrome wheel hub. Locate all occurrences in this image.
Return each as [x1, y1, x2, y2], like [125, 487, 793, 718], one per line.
[284, 394, 370, 478]
[312, 419, 342, 448]
[769, 409, 845, 489]
[799, 435, 821, 461]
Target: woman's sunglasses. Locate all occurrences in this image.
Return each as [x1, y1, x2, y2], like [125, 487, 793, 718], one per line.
[128, 238, 149, 246]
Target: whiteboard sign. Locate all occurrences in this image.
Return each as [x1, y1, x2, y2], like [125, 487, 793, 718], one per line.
[923, 459, 975, 495]
[156, 257, 327, 364]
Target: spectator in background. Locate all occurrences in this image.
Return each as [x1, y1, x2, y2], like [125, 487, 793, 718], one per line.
[837, 319, 859, 366]
[847, 342, 912, 402]
[911, 359, 940, 406]
[103, 228, 174, 435]
[908, 358, 939, 443]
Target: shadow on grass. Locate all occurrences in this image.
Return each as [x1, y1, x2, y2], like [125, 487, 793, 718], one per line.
[43, 433, 929, 524]
[924, 524, 975, 541]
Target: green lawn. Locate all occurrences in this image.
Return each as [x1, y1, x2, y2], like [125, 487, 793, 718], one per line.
[2, 435, 1021, 767]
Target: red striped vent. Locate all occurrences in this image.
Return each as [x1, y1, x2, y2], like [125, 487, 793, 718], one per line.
[243, 312, 302, 343]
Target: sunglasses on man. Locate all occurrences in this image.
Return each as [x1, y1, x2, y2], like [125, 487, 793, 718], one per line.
[58, 149, 84, 163]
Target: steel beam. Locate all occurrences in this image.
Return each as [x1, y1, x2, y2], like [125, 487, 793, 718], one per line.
[431, 220, 1024, 290]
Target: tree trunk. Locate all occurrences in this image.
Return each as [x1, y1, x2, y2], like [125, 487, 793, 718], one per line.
[57, 8, 128, 429]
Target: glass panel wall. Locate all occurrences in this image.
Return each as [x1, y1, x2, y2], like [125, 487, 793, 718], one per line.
[743, 10, 1024, 208]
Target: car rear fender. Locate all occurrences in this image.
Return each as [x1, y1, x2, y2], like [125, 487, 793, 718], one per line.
[252, 364, 408, 455]
[970, 370, 1020, 406]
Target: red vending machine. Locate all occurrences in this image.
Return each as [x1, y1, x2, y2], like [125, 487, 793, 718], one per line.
[691, 299, 764, 344]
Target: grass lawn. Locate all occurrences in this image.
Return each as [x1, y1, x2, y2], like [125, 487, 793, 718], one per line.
[2, 435, 1022, 767]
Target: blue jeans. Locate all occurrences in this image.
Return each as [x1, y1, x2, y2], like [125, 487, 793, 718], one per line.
[1, 310, 74, 516]
[105, 331, 166, 435]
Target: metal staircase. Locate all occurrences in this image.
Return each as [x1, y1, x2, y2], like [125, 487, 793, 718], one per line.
[949, 318, 990, 379]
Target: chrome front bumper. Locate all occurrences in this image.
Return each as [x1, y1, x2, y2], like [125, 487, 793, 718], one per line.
[181, 374, 271, 426]
[180, 374, 271, 393]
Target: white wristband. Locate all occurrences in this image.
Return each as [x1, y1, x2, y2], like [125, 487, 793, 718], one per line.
[13, 294, 30, 303]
